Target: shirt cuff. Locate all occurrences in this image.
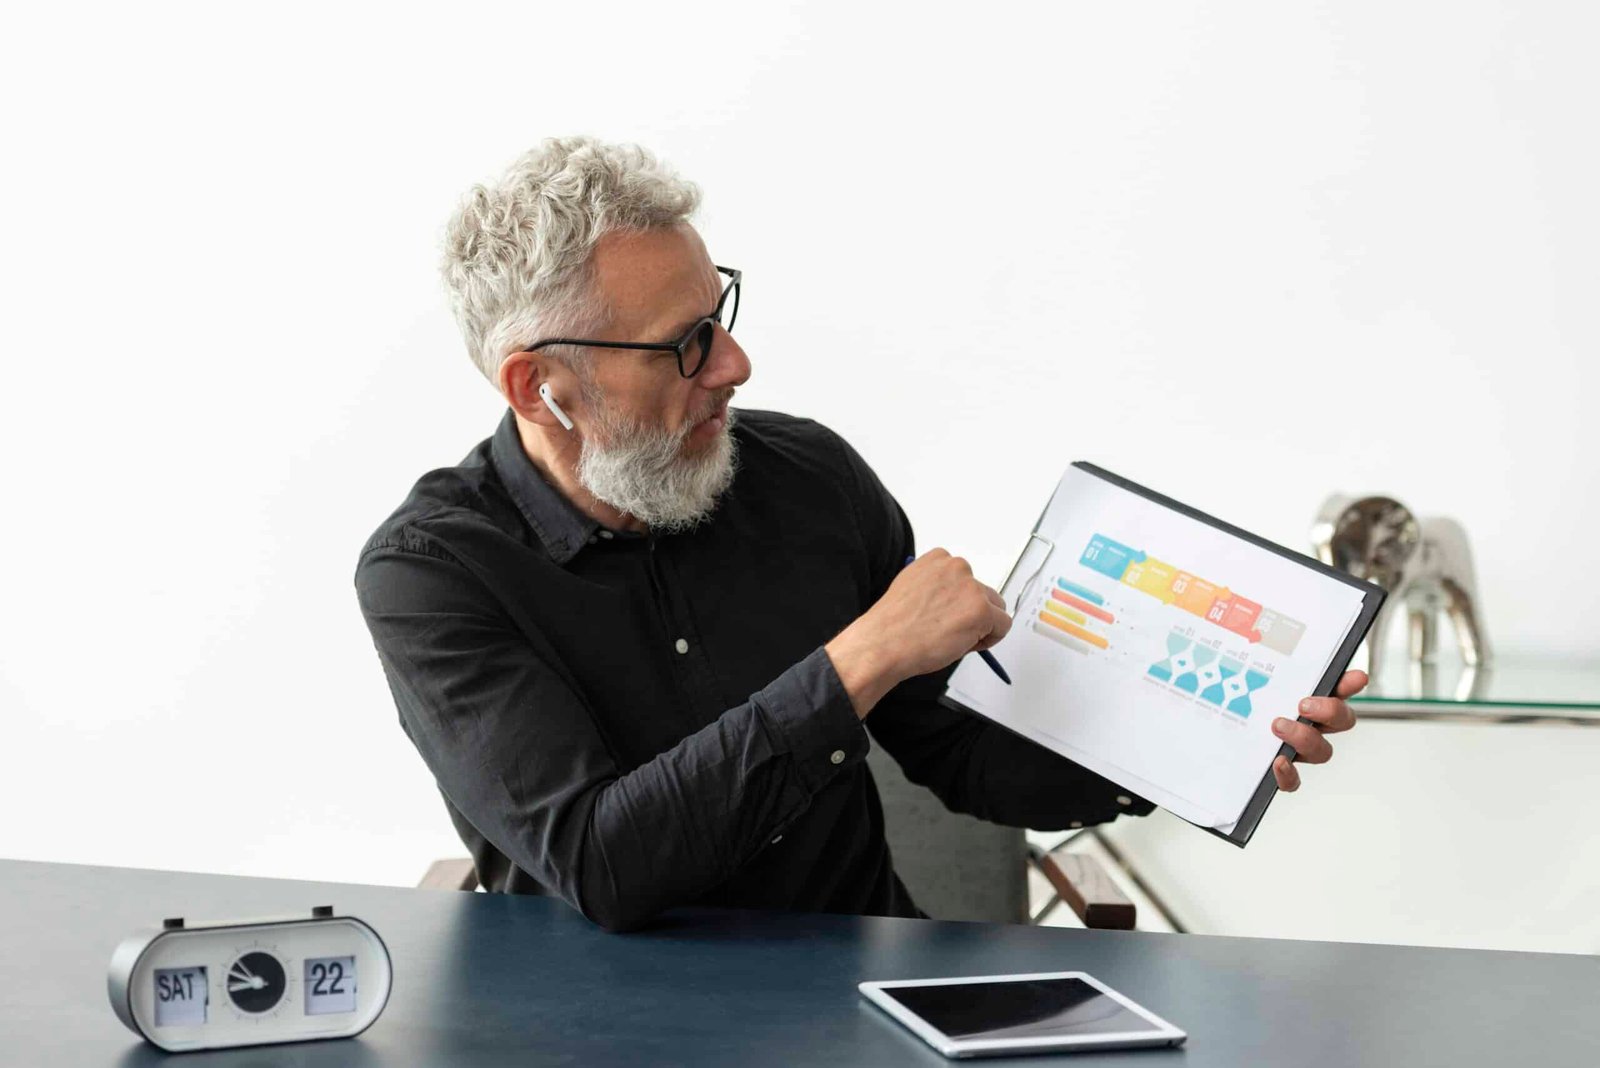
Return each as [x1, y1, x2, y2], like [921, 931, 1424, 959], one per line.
[753, 644, 869, 792]
[1118, 793, 1157, 818]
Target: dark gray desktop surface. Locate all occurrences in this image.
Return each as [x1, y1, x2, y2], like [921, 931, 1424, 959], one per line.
[5, 858, 1596, 1066]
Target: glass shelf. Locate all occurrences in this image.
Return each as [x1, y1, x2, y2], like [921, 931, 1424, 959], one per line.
[1351, 657, 1600, 722]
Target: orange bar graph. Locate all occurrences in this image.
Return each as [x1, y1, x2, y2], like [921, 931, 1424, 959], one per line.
[1037, 609, 1110, 649]
[1050, 587, 1115, 624]
[1043, 600, 1088, 626]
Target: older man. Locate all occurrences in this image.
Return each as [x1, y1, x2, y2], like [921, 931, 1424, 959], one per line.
[355, 137, 1362, 932]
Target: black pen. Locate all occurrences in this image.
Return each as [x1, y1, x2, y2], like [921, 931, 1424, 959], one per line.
[904, 555, 1012, 685]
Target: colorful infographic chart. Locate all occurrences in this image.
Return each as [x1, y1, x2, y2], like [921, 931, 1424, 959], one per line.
[1080, 533, 1307, 655]
[1025, 533, 1309, 720]
[1148, 633, 1271, 718]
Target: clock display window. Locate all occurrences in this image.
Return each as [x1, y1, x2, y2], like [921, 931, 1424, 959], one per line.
[153, 966, 208, 1026]
[304, 955, 357, 1015]
[227, 951, 287, 1014]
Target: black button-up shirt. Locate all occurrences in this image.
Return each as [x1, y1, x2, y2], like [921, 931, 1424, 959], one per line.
[355, 408, 1151, 931]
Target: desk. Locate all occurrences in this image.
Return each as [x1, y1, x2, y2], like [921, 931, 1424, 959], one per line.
[4, 858, 1596, 1066]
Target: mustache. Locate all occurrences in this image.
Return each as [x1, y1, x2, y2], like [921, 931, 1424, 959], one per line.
[585, 390, 736, 449]
[693, 392, 735, 426]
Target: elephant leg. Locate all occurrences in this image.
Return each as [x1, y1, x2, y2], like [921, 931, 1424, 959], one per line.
[1441, 578, 1492, 666]
[1408, 609, 1439, 663]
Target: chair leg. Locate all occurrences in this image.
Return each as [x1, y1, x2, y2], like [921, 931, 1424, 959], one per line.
[419, 858, 479, 892]
[1030, 890, 1064, 925]
[1086, 828, 1187, 934]
[1027, 844, 1137, 930]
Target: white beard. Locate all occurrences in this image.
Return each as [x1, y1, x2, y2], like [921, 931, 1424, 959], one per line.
[575, 396, 740, 534]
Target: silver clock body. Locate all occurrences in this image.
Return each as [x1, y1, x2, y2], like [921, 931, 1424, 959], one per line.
[107, 908, 391, 1052]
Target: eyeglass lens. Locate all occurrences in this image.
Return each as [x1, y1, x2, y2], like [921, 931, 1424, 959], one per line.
[681, 277, 740, 378]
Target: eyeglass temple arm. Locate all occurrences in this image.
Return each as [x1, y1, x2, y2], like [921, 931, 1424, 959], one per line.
[525, 266, 738, 353]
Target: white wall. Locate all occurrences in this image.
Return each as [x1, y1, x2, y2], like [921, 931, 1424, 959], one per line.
[3, 2, 1596, 932]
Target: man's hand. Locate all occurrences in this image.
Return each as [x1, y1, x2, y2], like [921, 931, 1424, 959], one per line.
[1271, 669, 1366, 791]
[825, 549, 1011, 719]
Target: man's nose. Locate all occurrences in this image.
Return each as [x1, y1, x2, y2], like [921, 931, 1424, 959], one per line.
[699, 324, 751, 389]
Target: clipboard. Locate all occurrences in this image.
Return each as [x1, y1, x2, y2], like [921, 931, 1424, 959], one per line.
[938, 461, 1386, 847]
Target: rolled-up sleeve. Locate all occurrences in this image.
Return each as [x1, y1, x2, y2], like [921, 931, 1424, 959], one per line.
[356, 539, 867, 932]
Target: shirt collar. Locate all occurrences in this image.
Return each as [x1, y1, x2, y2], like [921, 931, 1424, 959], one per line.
[489, 408, 605, 565]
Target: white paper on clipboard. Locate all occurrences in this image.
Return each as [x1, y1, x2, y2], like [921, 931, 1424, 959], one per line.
[945, 465, 1367, 832]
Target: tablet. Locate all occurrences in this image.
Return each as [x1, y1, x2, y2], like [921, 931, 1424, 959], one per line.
[859, 972, 1186, 1058]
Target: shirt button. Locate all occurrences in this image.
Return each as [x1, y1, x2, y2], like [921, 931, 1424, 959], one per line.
[1116, 795, 1133, 807]
[674, 638, 689, 655]
[829, 750, 845, 765]
[598, 530, 614, 540]
[771, 835, 784, 845]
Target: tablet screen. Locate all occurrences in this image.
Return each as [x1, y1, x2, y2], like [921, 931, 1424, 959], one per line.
[878, 977, 1163, 1041]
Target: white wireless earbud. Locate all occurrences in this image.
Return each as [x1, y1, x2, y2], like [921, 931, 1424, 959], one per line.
[538, 382, 575, 431]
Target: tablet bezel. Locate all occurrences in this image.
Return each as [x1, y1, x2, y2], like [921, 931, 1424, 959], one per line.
[858, 971, 1187, 1058]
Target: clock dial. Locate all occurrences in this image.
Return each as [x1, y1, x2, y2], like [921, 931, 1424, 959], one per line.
[226, 951, 287, 1014]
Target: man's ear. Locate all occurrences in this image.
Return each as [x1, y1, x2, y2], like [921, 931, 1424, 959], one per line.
[499, 351, 549, 423]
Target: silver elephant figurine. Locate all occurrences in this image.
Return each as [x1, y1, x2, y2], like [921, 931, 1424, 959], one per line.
[1310, 495, 1491, 680]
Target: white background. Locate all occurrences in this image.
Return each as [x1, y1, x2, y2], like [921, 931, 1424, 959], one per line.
[3, 2, 1596, 946]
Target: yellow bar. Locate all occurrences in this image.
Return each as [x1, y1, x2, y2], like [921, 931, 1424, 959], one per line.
[1036, 610, 1110, 649]
[1042, 599, 1087, 626]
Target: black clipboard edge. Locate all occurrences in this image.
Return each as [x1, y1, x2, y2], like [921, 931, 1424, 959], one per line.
[941, 461, 1387, 849]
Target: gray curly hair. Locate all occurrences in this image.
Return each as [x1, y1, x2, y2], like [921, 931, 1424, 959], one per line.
[441, 136, 702, 385]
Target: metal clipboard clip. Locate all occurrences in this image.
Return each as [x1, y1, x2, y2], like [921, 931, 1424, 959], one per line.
[998, 531, 1056, 617]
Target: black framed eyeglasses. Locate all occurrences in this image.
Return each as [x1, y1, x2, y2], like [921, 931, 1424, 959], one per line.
[521, 265, 741, 379]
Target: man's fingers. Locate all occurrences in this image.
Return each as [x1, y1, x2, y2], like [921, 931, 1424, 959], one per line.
[1297, 696, 1358, 733]
[973, 600, 1013, 651]
[1278, 672, 1360, 789]
[1272, 717, 1334, 763]
[1273, 756, 1301, 792]
[1335, 669, 1368, 699]
[1273, 755, 1301, 791]
[986, 601, 1012, 640]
